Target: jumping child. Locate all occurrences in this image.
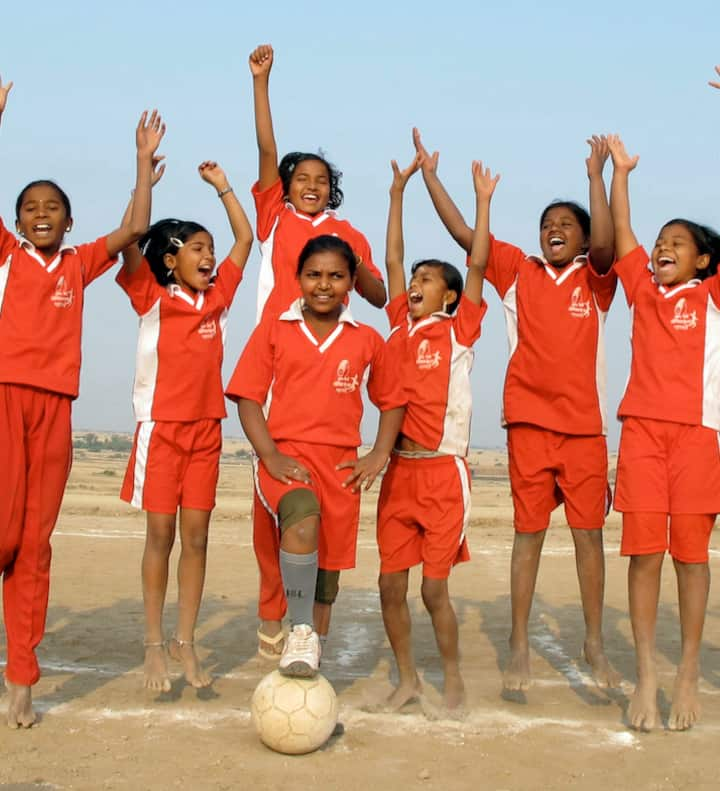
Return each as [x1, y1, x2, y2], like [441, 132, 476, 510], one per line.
[375, 153, 492, 712]
[412, 129, 619, 692]
[248, 43, 387, 660]
[226, 234, 405, 677]
[117, 161, 253, 692]
[0, 76, 164, 727]
[608, 113, 720, 730]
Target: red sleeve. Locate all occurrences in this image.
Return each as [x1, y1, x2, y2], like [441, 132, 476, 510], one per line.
[614, 246, 651, 306]
[706, 274, 720, 306]
[366, 330, 408, 412]
[348, 227, 384, 295]
[586, 255, 618, 312]
[385, 293, 409, 330]
[78, 236, 119, 286]
[481, 235, 524, 298]
[212, 258, 243, 307]
[251, 178, 285, 242]
[115, 258, 162, 314]
[452, 295, 487, 346]
[0, 217, 16, 262]
[225, 316, 276, 404]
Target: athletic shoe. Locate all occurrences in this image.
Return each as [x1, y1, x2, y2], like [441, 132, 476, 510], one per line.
[278, 624, 321, 678]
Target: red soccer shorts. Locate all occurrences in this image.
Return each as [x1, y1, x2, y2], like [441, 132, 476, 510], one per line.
[614, 417, 720, 514]
[507, 424, 610, 533]
[621, 512, 715, 563]
[376, 454, 471, 579]
[255, 441, 360, 570]
[121, 419, 221, 514]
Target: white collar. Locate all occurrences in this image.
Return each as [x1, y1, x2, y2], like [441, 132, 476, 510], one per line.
[167, 283, 206, 310]
[279, 297, 359, 327]
[284, 201, 337, 226]
[19, 237, 77, 273]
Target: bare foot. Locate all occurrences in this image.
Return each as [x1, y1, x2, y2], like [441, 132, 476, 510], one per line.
[668, 664, 701, 731]
[584, 638, 622, 689]
[5, 679, 36, 729]
[168, 638, 212, 688]
[443, 670, 466, 710]
[503, 643, 531, 691]
[628, 672, 659, 731]
[364, 676, 422, 713]
[257, 621, 285, 661]
[143, 642, 171, 693]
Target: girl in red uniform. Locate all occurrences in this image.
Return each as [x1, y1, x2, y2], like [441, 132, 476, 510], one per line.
[609, 109, 720, 731]
[248, 44, 387, 659]
[0, 75, 164, 727]
[118, 162, 252, 692]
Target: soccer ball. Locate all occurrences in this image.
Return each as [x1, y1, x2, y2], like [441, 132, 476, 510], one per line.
[251, 670, 339, 755]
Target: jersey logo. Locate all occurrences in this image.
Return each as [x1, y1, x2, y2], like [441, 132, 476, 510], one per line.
[416, 339, 441, 370]
[567, 286, 591, 318]
[50, 275, 74, 308]
[333, 359, 359, 393]
[670, 297, 697, 331]
[198, 317, 217, 339]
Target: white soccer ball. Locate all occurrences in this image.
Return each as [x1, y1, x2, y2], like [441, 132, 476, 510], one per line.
[251, 670, 339, 755]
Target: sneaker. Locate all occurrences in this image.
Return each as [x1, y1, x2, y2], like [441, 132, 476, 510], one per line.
[278, 624, 321, 678]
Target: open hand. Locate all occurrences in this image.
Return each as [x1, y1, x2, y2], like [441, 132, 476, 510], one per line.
[151, 155, 166, 187]
[412, 127, 439, 175]
[337, 449, 389, 492]
[586, 134, 610, 178]
[710, 65, 720, 89]
[472, 159, 500, 200]
[390, 154, 423, 193]
[263, 451, 311, 486]
[136, 110, 166, 159]
[0, 75, 13, 114]
[249, 44, 274, 78]
[607, 134, 639, 172]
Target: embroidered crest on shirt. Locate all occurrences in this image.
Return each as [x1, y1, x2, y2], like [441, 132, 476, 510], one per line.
[50, 275, 74, 308]
[198, 317, 217, 340]
[333, 359, 359, 393]
[567, 286, 591, 318]
[670, 297, 697, 331]
[416, 339, 441, 370]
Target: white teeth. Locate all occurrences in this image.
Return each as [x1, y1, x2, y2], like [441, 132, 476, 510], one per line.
[549, 237, 564, 246]
[658, 257, 674, 265]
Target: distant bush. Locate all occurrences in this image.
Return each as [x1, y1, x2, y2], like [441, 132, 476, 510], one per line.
[74, 433, 132, 452]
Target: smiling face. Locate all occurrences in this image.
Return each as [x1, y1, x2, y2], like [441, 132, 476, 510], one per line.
[407, 264, 456, 319]
[287, 160, 331, 216]
[16, 184, 72, 255]
[539, 205, 589, 268]
[651, 222, 710, 287]
[164, 231, 216, 293]
[298, 249, 354, 320]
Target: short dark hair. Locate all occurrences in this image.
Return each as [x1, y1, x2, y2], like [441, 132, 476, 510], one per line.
[139, 218, 211, 285]
[661, 218, 720, 279]
[16, 180, 72, 220]
[539, 200, 591, 241]
[410, 258, 464, 314]
[296, 234, 357, 278]
[279, 152, 344, 210]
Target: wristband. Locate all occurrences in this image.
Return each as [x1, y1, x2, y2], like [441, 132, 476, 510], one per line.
[217, 186, 233, 198]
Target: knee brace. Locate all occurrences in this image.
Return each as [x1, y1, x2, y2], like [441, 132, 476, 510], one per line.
[278, 488, 320, 532]
[315, 569, 340, 605]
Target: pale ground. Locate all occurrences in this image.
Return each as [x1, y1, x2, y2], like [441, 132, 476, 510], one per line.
[2, 438, 720, 790]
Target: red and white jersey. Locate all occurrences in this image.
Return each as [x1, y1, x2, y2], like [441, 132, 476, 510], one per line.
[117, 257, 242, 422]
[252, 178, 383, 322]
[0, 218, 116, 398]
[226, 299, 406, 448]
[616, 245, 720, 430]
[386, 294, 486, 456]
[485, 235, 617, 435]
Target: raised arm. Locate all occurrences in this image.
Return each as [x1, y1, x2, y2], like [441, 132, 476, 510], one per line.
[413, 128, 473, 253]
[0, 75, 13, 128]
[249, 45, 279, 190]
[353, 259, 387, 308]
[119, 155, 166, 274]
[104, 111, 165, 257]
[467, 160, 500, 305]
[198, 161, 253, 270]
[586, 135, 614, 274]
[607, 135, 640, 259]
[386, 154, 423, 301]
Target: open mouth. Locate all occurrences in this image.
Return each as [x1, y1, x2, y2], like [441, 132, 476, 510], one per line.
[32, 223, 53, 234]
[408, 291, 423, 305]
[657, 256, 675, 268]
[549, 236, 565, 250]
[198, 264, 214, 277]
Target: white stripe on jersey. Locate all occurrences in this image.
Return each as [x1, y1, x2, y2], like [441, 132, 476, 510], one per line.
[133, 298, 162, 421]
[130, 421, 155, 509]
[438, 325, 475, 456]
[501, 278, 519, 426]
[703, 294, 720, 431]
[0, 254, 11, 316]
[256, 217, 280, 324]
[593, 294, 609, 435]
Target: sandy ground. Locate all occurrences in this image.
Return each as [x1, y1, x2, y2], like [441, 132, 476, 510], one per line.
[2, 440, 720, 790]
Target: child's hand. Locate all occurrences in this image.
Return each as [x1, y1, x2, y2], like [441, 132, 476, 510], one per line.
[412, 127, 439, 176]
[472, 160, 500, 200]
[0, 75, 13, 114]
[151, 155, 166, 188]
[263, 451, 312, 486]
[337, 450, 389, 493]
[198, 160, 229, 191]
[607, 134, 639, 173]
[710, 64, 720, 89]
[136, 110, 166, 160]
[586, 134, 609, 179]
[390, 154, 423, 193]
[249, 45, 274, 78]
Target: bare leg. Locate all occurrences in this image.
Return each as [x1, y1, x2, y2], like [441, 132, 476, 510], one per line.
[313, 602, 332, 639]
[571, 527, 620, 688]
[5, 679, 35, 729]
[627, 552, 664, 730]
[669, 558, 710, 730]
[142, 512, 175, 693]
[421, 577, 465, 710]
[505, 530, 546, 691]
[377, 570, 421, 709]
[168, 508, 212, 688]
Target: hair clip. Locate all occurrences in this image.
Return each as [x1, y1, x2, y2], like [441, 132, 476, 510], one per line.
[169, 236, 184, 248]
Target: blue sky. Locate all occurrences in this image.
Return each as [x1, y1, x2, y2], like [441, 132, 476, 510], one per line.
[2, 1, 719, 447]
